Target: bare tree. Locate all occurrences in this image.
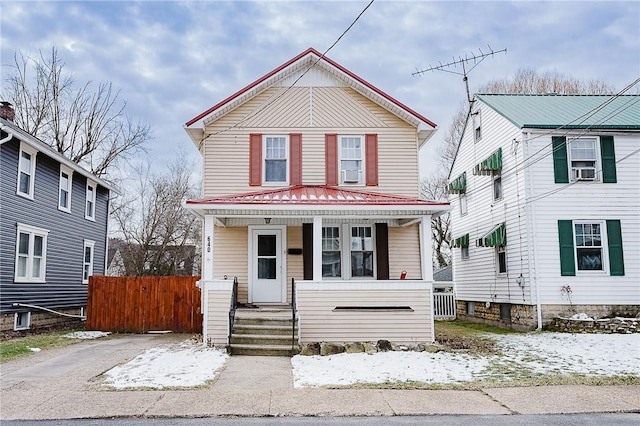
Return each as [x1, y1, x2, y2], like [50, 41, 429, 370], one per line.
[426, 68, 615, 267]
[112, 159, 201, 276]
[4, 47, 150, 177]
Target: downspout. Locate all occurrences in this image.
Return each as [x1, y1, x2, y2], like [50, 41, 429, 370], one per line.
[523, 131, 542, 330]
[0, 125, 14, 144]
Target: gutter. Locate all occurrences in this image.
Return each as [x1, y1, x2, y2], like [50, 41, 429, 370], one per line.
[0, 124, 14, 144]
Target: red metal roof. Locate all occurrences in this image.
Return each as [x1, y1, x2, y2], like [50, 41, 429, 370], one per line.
[186, 185, 448, 206]
[185, 48, 436, 128]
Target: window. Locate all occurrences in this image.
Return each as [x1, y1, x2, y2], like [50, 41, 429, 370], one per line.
[574, 222, 604, 271]
[264, 136, 288, 183]
[83, 240, 95, 284]
[340, 136, 364, 184]
[568, 137, 598, 181]
[17, 143, 37, 199]
[85, 180, 96, 220]
[322, 227, 341, 277]
[14, 312, 31, 331]
[351, 226, 374, 277]
[496, 245, 507, 274]
[473, 110, 481, 141]
[59, 165, 73, 212]
[558, 219, 623, 276]
[492, 171, 503, 201]
[461, 246, 469, 260]
[459, 193, 468, 216]
[15, 224, 49, 283]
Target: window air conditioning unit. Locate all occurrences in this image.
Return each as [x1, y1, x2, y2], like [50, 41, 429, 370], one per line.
[342, 169, 361, 183]
[572, 167, 596, 181]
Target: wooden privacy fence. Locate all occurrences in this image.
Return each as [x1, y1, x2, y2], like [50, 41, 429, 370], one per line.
[86, 276, 202, 333]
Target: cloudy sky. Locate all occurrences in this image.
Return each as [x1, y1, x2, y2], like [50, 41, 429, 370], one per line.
[1, 0, 638, 181]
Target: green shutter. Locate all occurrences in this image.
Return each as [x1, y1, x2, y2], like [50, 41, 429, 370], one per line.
[552, 137, 569, 184]
[557, 220, 575, 276]
[600, 136, 617, 183]
[606, 220, 624, 276]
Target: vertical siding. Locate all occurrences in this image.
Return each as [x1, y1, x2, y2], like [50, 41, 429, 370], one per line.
[388, 224, 422, 280]
[525, 131, 640, 305]
[202, 87, 420, 197]
[213, 227, 248, 302]
[296, 284, 432, 343]
[449, 103, 532, 304]
[0, 139, 109, 315]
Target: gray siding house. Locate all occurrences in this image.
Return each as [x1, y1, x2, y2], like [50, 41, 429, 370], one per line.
[0, 103, 113, 331]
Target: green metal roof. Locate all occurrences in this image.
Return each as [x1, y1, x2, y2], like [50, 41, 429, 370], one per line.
[475, 94, 640, 129]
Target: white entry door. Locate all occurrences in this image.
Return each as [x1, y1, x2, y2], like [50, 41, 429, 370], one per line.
[250, 228, 285, 303]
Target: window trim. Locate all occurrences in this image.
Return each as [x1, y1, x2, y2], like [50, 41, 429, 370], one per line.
[492, 170, 503, 201]
[573, 220, 608, 274]
[459, 193, 468, 216]
[473, 109, 482, 142]
[348, 224, 376, 279]
[496, 245, 507, 275]
[338, 135, 366, 186]
[17, 143, 37, 199]
[14, 312, 31, 331]
[461, 245, 469, 260]
[14, 223, 49, 283]
[322, 226, 342, 279]
[85, 180, 96, 221]
[58, 164, 73, 213]
[567, 136, 600, 182]
[262, 135, 289, 185]
[83, 239, 95, 284]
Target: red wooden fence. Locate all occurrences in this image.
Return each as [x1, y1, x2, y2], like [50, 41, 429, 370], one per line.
[86, 276, 202, 333]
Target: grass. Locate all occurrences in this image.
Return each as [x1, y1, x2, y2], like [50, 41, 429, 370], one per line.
[0, 330, 85, 363]
[434, 320, 517, 355]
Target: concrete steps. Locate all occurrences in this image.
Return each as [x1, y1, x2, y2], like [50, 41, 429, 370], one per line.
[230, 308, 297, 357]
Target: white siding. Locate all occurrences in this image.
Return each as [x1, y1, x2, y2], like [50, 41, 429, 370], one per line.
[449, 103, 531, 304]
[203, 281, 234, 346]
[388, 224, 422, 279]
[213, 227, 248, 302]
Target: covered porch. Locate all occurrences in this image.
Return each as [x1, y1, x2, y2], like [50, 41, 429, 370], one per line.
[185, 185, 449, 347]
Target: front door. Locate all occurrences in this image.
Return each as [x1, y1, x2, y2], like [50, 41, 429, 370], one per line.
[250, 228, 285, 303]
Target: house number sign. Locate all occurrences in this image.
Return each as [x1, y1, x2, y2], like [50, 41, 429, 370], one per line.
[207, 236, 211, 253]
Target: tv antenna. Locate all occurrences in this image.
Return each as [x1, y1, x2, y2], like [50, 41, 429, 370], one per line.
[413, 45, 506, 103]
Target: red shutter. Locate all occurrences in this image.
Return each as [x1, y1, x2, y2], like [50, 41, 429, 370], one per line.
[249, 133, 262, 186]
[365, 134, 378, 186]
[289, 133, 302, 186]
[325, 134, 338, 186]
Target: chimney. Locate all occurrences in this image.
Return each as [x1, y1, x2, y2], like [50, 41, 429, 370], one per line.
[1, 102, 15, 122]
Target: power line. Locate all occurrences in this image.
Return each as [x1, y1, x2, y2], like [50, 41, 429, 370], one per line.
[198, 0, 376, 148]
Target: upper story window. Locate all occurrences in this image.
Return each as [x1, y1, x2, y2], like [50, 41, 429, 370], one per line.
[459, 193, 468, 216]
[15, 223, 49, 283]
[473, 109, 482, 141]
[85, 180, 96, 220]
[17, 143, 37, 199]
[83, 240, 95, 284]
[59, 165, 73, 213]
[264, 136, 288, 184]
[340, 136, 364, 184]
[492, 171, 503, 201]
[496, 245, 507, 275]
[568, 137, 598, 181]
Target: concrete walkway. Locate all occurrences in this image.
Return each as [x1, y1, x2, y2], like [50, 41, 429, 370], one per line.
[1, 334, 639, 420]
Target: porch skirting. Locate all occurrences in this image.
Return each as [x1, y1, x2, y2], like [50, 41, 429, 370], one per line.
[200, 279, 235, 347]
[295, 280, 434, 344]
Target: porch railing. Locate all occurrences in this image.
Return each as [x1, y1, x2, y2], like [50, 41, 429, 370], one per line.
[433, 283, 456, 319]
[228, 276, 238, 344]
[291, 277, 297, 352]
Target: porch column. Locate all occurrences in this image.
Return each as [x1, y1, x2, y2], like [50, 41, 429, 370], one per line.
[203, 215, 215, 280]
[419, 215, 433, 282]
[313, 216, 323, 281]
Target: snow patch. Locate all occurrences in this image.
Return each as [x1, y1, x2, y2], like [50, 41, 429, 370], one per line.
[27, 347, 41, 352]
[63, 331, 111, 339]
[570, 313, 594, 320]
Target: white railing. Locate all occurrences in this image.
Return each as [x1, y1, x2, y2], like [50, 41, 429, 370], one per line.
[433, 283, 456, 319]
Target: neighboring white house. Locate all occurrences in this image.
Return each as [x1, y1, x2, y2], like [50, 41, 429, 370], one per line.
[448, 94, 639, 330]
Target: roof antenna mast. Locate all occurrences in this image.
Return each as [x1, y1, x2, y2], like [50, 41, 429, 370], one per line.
[413, 45, 507, 103]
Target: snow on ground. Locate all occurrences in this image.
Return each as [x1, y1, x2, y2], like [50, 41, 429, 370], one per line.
[63, 331, 111, 339]
[99, 332, 639, 389]
[292, 332, 640, 388]
[102, 339, 228, 389]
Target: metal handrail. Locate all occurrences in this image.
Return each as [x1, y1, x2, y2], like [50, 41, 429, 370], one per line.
[228, 277, 238, 345]
[291, 277, 296, 353]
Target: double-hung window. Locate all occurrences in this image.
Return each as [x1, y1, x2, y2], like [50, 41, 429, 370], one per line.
[350, 226, 374, 277]
[573, 222, 604, 271]
[15, 224, 49, 283]
[473, 109, 482, 141]
[492, 171, 503, 201]
[568, 137, 598, 181]
[459, 193, 468, 216]
[85, 180, 96, 220]
[322, 227, 341, 278]
[264, 136, 288, 184]
[496, 245, 507, 274]
[339, 136, 364, 184]
[59, 165, 73, 212]
[17, 143, 37, 199]
[83, 240, 95, 284]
